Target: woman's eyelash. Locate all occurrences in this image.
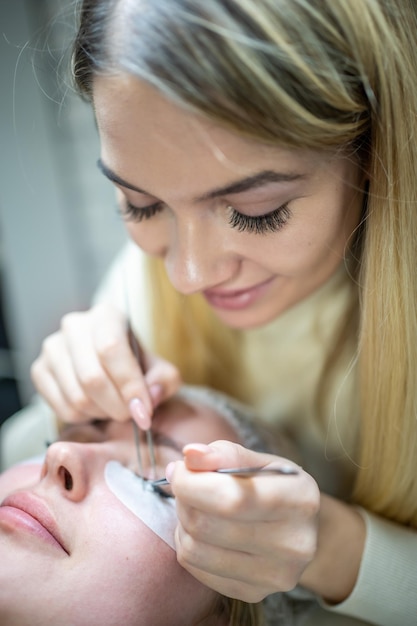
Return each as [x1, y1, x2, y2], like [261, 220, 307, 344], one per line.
[118, 198, 291, 234]
[118, 200, 164, 222]
[228, 204, 291, 234]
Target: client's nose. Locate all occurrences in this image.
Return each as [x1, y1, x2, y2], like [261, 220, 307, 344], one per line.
[42, 441, 89, 502]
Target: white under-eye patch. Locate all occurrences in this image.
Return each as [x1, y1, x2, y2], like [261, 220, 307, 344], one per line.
[104, 460, 177, 550]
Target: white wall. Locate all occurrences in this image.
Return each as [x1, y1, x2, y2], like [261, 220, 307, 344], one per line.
[0, 0, 127, 404]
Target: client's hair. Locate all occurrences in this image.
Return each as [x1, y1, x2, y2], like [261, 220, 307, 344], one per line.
[177, 385, 271, 454]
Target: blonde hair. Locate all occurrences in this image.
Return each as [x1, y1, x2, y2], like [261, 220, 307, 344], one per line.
[146, 257, 250, 403]
[73, 0, 417, 525]
[212, 596, 264, 626]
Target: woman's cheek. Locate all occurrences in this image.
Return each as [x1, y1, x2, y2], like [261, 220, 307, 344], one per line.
[0, 463, 43, 500]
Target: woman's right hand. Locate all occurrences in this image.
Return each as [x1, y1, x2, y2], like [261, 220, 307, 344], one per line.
[31, 303, 181, 428]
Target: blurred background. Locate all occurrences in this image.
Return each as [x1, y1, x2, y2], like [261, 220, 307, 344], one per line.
[0, 0, 127, 426]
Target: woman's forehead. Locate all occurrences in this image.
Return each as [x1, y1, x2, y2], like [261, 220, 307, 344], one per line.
[94, 74, 319, 178]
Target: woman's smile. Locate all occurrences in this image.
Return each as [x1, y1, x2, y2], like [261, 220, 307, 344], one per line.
[203, 276, 276, 311]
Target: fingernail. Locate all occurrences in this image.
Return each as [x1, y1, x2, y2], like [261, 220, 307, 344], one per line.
[165, 461, 175, 483]
[129, 398, 150, 429]
[149, 383, 163, 406]
[183, 443, 212, 455]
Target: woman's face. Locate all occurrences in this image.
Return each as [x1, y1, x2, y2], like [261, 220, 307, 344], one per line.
[0, 397, 238, 625]
[94, 75, 365, 330]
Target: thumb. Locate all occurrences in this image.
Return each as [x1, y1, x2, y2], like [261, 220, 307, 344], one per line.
[182, 440, 281, 472]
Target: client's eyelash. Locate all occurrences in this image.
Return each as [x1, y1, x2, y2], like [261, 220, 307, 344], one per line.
[118, 200, 164, 223]
[132, 473, 174, 499]
[228, 204, 291, 234]
[90, 418, 111, 431]
[146, 479, 173, 499]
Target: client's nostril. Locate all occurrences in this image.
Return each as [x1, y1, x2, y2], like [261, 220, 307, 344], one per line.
[59, 466, 73, 491]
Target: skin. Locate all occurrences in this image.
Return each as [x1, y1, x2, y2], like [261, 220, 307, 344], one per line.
[0, 397, 240, 626]
[95, 76, 363, 331]
[174, 446, 365, 604]
[30, 75, 367, 605]
[31, 75, 364, 425]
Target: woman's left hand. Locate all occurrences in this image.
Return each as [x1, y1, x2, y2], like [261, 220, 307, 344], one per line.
[167, 440, 320, 602]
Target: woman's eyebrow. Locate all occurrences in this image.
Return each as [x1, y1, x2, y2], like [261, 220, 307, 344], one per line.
[97, 158, 306, 201]
[196, 169, 307, 201]
[97, 158, 147, 193]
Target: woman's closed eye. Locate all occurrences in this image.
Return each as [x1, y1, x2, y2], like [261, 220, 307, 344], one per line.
[227, 203, 291, 234]
[117, 199, 165, 222]
[118, 197, 292, 235]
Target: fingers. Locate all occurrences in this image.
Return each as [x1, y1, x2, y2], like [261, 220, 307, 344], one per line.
[174, 493, 317, 601]
[183, 439, 299, 474]
[88, 305, 182, 425]
[144, 352, 182, 407]
[176, 527, 307, 601]
[31, 303, 181, 426]
[31, 332, 109, 422]
[69, 306, 152, 419]
[176, 535, 284, 602]
[167, 445, 320, 600]
[175, 494, 318, 557]
[172, 457, 311, 520]
[32, 307, 137, 422]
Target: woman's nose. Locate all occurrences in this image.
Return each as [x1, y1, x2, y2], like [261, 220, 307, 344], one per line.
[41, 441, 91, 502]
[164, 216, 237, 294]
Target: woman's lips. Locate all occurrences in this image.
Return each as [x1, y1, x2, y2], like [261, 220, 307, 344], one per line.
[0, 492, 69, 554]
[203, 277, 275, 311]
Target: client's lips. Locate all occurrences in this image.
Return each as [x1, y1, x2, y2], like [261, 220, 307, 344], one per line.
[0, 492, 69, 554]
[203, 277, 275, 311]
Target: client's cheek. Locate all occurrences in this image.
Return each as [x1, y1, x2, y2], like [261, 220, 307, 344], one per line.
[0, 461, 43, 500]
[104, 461, 177, 550]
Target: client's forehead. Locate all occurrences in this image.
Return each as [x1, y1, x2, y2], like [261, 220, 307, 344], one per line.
[153, 396, 240, 445]
[154, 396, 213, 421]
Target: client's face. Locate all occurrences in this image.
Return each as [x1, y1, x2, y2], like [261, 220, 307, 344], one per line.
[0, 396, 239, 626]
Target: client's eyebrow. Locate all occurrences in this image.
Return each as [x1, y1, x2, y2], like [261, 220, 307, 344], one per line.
[97, 158, 306, 202]
[58, 419, 111, 443]
[153, 431, 184, 455]
[57, 420, 184, 455]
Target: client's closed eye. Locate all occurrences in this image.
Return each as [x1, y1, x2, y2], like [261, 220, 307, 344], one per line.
[145, 434, 183, 478]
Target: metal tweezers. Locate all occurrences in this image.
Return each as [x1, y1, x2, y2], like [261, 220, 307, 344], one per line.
[128, 322, 157, 480]
[132, 421, 158, 480]
[150, 464, 299, 488]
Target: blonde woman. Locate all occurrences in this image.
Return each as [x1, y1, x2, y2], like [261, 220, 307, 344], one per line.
[21, 1, 417, 624]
